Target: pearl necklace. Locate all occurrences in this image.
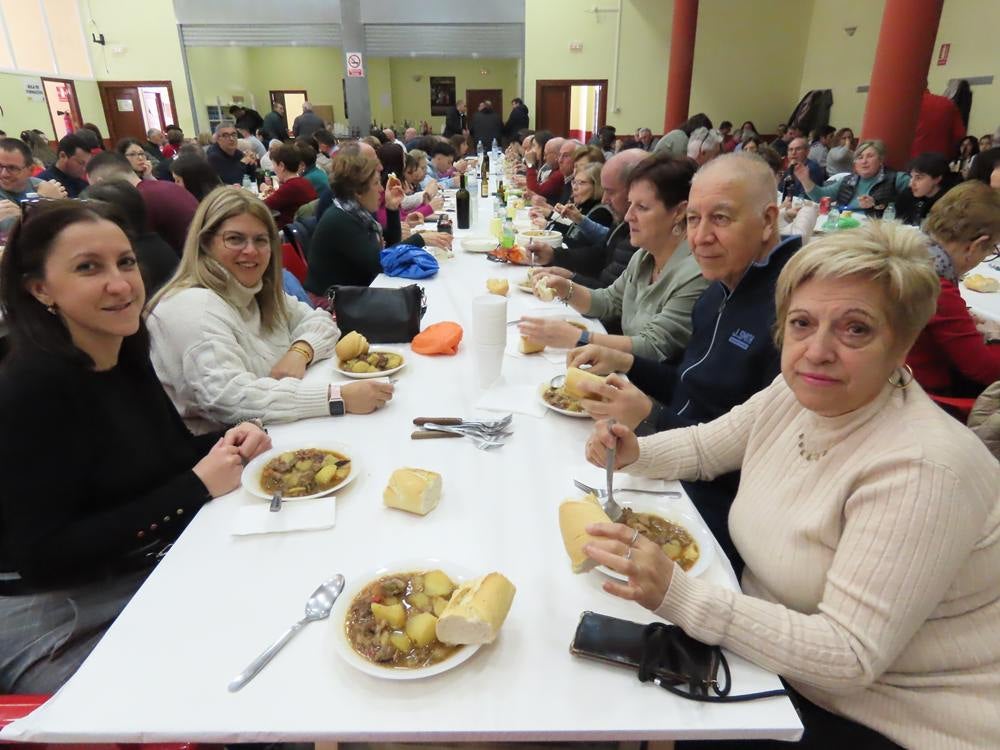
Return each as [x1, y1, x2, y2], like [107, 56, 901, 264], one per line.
[797, 432, 829, 461]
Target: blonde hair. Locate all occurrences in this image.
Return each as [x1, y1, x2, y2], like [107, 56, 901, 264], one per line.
[147, 186, 287, 331]
[574, 162, 604, 201]
[854, 139, 886, 160]
[774, 221, 939, 351]
[923, 180, 1000, 245]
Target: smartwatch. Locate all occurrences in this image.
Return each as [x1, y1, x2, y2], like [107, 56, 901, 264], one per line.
[576, 330, 592, 347]
[328, 385, 345, 417]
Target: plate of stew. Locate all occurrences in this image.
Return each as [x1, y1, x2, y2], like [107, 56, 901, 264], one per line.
[241, 443, 359, 501]
[331, 559, 481, 680]
[596, 498, 714, 580]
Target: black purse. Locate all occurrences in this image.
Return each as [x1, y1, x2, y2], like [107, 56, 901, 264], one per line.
[571, 612, 787, 703]
[327, 284, 426, 343]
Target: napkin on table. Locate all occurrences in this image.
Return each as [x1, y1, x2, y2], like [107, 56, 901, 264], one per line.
[474, 379, 548, 418]
[232, 497, 337, 536]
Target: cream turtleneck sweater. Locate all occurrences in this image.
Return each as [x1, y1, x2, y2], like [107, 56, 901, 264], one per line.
[148, 279, 340, 433]
[627, 376, 1000, 749]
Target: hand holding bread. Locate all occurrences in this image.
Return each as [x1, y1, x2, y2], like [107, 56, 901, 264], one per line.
[583, 521, 675, 610]
[578, 373, 654, 428]
[517, 317, 583, 349]
[566, 344, 634, 376]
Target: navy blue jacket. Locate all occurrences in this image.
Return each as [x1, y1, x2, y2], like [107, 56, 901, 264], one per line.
[627, 234, 802, 569]
[35, 165, 88, 199]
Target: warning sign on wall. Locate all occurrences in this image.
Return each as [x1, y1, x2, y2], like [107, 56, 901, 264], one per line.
[346, 51, 365, 78]
[937, 43, 950, 66]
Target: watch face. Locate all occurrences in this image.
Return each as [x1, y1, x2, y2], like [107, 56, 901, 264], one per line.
[329, 399, 346, 417]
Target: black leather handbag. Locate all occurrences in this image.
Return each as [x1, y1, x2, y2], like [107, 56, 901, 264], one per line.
[327, 284, 426, 343]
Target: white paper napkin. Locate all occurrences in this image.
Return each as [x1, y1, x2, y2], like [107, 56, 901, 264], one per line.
[474, 380, 548, 418]
[232, 497, 337, 536]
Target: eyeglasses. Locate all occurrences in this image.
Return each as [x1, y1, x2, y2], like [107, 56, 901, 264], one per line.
[124, 150, 147, 158]
[217, 132, 238, 140]
[571, 179, 592, 187]
[985, 244, 1000, 263]
[0, 163, 28, 173]
[218, 231, 271, 251]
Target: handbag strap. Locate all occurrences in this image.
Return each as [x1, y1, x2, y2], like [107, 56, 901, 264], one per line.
[637, 623, 787, 703]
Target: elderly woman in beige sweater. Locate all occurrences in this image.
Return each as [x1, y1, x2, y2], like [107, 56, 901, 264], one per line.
[583, 222, 999, 749]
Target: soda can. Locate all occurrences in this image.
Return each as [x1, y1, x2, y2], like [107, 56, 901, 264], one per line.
[819, 197, 831, 215]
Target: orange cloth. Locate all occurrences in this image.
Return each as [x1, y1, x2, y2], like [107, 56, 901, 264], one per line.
[411, 322, 463, 355]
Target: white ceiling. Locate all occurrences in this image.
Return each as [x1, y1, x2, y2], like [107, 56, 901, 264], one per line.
[171, 0, 524, 25]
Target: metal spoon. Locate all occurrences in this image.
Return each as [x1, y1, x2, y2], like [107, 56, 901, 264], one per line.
[227, 574, 345, 692]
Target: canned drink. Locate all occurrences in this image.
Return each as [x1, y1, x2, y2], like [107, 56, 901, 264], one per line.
[819, 197, 831, 215]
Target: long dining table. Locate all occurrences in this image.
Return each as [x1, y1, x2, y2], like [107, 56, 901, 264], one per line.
[1, 181, 802, 745]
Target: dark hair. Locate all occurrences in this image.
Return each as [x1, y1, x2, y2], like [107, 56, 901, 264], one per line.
[81, 123, 106, 150]
[57, 133, 89, 158]
[967, 147, 1000, 185]
[115, 137, 143, 156]
[741, 134, 764, 149]
[295, 135, 319, 152]
[295, 142, 317, 170]
[681, 113, 712, 136]
[533, 130, 554, 154]
[757, 145, 784, 176]
[377, 142, 405, 185]
[273, 143, 302, 173]
[177, 142, 203, 159]
[512, 97, 523, 106]
[314, 129, 336, 147]
[0, 200, 150, 368]
[228, 105, 244, 115]
[0, 137, 32, 166]
[720, 121, 733, 131]
[739, 121, 758, 133]
[330, 154, 379, 201]
[626, 153, 696, 209]
[907, 152, 951, 179]
[85, 150, 133, 178]
[170, 154, 223, 201]
[449, 133, 471, 156]
[430, 141, 456, 159]
[816, 125, 836, 140]
[81, 179, 147, 236]
[958, 135, 980, 157]
[368, 128, 388, 145]
[166, 128, 184, 146]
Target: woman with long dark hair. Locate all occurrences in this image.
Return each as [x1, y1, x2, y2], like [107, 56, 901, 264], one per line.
[170, 153, 223, 202]
[0, 200, 269, 692]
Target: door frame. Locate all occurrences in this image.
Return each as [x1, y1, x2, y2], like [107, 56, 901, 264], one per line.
[534, 79, 608, 135]
[41, 77, 83, 142]
[98, 81, 178, 144]
[269, 90, 308, 110]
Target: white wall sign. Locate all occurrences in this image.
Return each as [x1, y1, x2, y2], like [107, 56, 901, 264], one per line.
[116, 98, 135, 112]
[346, 51, 365, 78]
[23, 79, 44, 102]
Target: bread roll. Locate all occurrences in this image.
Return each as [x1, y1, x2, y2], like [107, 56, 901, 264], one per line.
[335, 330, 369, 361]
[534, 279, 556, 302]
[435, 572, 516, 645]
[519, 336, 545, 354]
[486, 278, 510, 296]
[964, 274, 1000, 293]
[558, 495, 611, 572]
[564, 367, 607, 399]
[382, 468, 442, 516]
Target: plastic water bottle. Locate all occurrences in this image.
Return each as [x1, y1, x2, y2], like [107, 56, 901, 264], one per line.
[242, 174, 257, 195]
[882, 202, 896, 222]
[491, 138, 499, 155]
[477, 142, 484, 160]
[823, 208, 840, 232]
[501, 215, 515, 249]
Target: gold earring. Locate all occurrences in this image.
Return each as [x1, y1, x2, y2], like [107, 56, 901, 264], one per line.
[889, 364, 913, 389]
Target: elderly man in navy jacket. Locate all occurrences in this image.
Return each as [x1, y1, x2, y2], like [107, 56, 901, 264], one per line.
[569, 154, 802, 573]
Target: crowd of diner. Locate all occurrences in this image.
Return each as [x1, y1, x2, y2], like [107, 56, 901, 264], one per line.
[0, 88, 998, 749]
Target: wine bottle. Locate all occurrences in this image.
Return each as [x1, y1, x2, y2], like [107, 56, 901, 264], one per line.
[480, 157, 489, 198]
[456, 173, 470, 229]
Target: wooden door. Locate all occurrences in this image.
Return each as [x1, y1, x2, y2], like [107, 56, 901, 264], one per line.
[466, 89, 503, 116]
[536, 84, 571, 137]
[42, 78, 82, 141]
[99, 84, 146, 144]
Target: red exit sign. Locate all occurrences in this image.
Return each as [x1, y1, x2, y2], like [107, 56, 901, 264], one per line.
[937, 43, 950, 66]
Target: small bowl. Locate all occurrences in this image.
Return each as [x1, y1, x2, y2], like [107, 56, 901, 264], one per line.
[516, 229, 562, 249]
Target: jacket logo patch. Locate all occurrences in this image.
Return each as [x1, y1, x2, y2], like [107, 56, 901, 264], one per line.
[728, 329, 755, 350]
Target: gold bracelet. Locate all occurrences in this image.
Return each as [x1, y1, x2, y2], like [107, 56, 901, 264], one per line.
[562, 282, 574, 303]
[289, 344, 313, 364]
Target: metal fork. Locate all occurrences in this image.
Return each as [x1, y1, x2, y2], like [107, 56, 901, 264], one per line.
[422, 423, 507, 450]
[603, 420, 623, 522]
[573, 479, 681, 500]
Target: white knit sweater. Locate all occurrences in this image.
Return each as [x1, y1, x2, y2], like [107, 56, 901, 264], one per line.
[628, 377, 1000, 749]
[148, 281, 340, 433]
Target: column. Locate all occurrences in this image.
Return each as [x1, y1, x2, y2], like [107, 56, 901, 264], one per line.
[860, 0, 944, 168]
[339, 0, 372, 137]
[663, 0, 699, 133]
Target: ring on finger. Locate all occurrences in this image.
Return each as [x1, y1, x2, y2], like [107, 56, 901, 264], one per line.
[629, 528, 640, 547]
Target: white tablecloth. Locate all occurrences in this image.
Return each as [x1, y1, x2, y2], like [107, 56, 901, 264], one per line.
[0, 191, 801, 744]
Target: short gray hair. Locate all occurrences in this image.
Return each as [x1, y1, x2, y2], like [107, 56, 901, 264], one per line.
[774, 221, 939, 351]
[855, 139, 886, 160]
[687, 127, 724, 158]
[213, 119, 237, 134]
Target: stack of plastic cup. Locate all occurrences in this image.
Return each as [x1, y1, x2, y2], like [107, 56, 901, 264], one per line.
[471, 294, 508, 388]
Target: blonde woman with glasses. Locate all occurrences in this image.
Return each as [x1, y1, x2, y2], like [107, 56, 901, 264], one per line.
[147, 187, 392, 433]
